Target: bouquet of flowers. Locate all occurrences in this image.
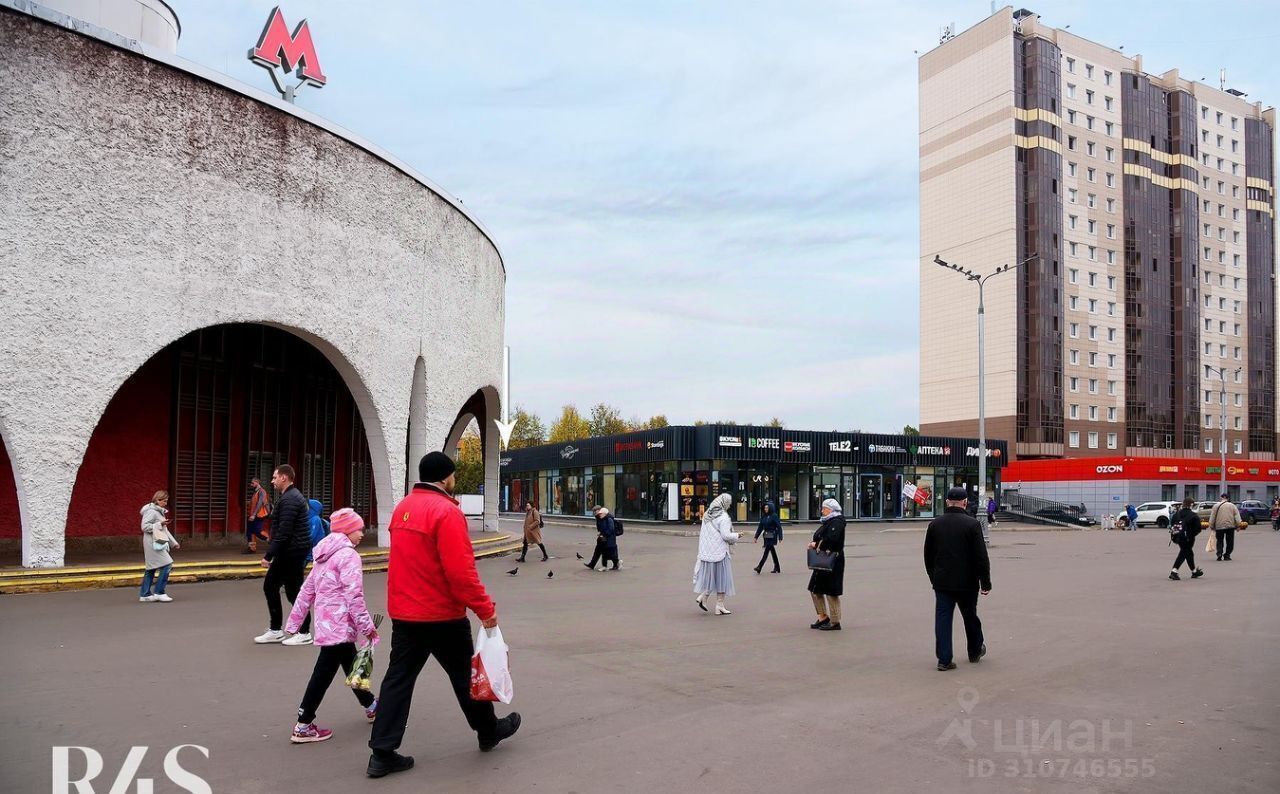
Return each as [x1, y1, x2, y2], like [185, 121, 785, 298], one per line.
[346, 613, 383, 692]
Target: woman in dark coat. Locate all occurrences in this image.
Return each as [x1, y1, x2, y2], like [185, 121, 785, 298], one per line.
[807, 498, 846, 631]
[586, 506, 620, 571]
[1169, 497, 1205, 580]
[753, 501, 783, 574]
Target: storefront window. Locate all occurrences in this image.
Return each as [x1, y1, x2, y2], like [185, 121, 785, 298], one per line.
[564, 472, 583, 516]
[811, 466, 841, 519]
[679, 463, 711, 523]
[618, 463, 648, 520]
[777, 465, 798, 521]
[903, 467, 935, 518]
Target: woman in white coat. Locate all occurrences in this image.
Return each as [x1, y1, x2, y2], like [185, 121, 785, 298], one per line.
[694, 493, 740, 615]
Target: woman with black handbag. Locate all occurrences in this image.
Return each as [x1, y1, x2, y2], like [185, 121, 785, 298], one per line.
[807, 498, 846, 631]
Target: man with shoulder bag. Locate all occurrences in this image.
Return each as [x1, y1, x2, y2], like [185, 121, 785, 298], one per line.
[1169, 498, 1205, 580]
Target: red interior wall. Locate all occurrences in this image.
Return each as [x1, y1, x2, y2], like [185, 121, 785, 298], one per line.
[66, 354, 173, 538]
[0, 437, 19, 539]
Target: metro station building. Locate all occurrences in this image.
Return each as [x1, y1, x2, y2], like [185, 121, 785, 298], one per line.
[499, 426, 1008, 523]
[0, 1, 507, 566]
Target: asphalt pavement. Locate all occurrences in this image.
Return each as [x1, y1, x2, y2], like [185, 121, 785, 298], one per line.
[2, 520, 1277, 793]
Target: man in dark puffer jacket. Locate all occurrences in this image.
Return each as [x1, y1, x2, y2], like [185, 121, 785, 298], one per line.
[254, 464, 315, 644]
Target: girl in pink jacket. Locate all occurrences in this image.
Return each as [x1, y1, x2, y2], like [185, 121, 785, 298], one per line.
[286, 508, 379, 744]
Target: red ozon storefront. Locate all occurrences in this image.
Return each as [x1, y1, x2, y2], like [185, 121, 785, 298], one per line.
[1002, 457, 1280, 519]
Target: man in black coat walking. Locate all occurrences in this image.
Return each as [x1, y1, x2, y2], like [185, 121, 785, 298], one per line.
[924, 487, 992, 671]
[254, 464, 314, 644]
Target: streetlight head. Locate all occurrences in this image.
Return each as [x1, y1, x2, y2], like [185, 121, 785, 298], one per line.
[934, 255, 945, 266]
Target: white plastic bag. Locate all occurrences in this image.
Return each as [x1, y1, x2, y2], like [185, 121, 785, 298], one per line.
[470, 626, 513, 704]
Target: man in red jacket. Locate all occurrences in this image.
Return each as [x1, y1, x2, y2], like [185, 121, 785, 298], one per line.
[366, 451, 521, 778]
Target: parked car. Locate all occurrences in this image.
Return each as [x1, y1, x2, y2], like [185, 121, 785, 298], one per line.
[1237, 500, 1270, 524]
[1193, 501, 1218, 528]
[1133, 501, 1180, 528]
[1033, 508, 1097, 527]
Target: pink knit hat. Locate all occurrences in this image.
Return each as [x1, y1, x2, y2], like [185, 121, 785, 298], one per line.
[329, 508, 365, 536]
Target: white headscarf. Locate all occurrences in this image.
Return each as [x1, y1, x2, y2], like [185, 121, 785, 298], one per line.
[703, 493, 733, 522]
[820, 498, 842, 522]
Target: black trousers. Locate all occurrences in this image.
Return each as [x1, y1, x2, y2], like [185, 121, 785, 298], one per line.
[519, 541, 548, 560]
[756, 543, 780, 571]
[934, 589, 983, 665]
[264, 555, 310, 633]
[368, 618, 497, 754]
[1172, 537, 1197, 571]
[587, 540, 618, 569]
[297, 642, 375, 723]
[1214, 528, 1235, 558]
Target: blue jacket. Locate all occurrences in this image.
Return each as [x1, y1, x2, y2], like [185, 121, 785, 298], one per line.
[306, 499, 329, 562]
[596, 513, 619, 551]
[754, 502, 782, 544]
[1126, 505, 1138, 523]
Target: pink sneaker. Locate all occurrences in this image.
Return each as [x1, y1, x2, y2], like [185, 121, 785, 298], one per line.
[365, 699, 378, 723]
[290, 723, 333, 744]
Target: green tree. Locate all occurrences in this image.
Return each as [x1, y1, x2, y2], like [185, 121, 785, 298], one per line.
[453, 425, 484, 494]
[903, 424, 920, 436]
[767, 417, 785, 428]
[642, 414, 670, 429]
[508, 406, 546, 449]
[588, 403, 630, 437]
[548, 404, 591, 442]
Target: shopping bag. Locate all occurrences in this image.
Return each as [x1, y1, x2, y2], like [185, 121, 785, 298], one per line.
[1205, 533, 1216, 553]
[469, 627, 513, 704]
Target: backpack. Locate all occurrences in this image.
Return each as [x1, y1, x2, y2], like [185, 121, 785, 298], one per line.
[613, 519, 624, 536]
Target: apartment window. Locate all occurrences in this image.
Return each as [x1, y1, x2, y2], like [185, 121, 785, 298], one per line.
[1069, 296, 1079, 310]
[1234, 346, 1241, 359]
[1108, 380, 1117, 395]
[1106, 223, 1115, 238]
[1087, 271, 1096, 286]
[1203, 223, 1212, 236]
[1070, 322, 1079, 337]
[1087, 431, 1099, 449]
[1204, 341, 1213, 354]
[1217, 134, 1224, 148]
[1088, 298, 1097, 313]
[1088, 246, 1096, 261]
[1234, 323, 1240, 336]
[1203, 176, 1210, 189]
[1219, 297, 1227, 310]
[1233, 254, 1241, 267]
[1069, 188, 1078, 203]
[1231, 139, 1238, 153]
[1070, 377, 1079, 392]
[1218, 227, 1225, 240]
[1069, 268, 1079, 284]
[1085, 64, 1094, 79]
[1233, 278, 1240, 289]
[1066, 57, 1076, 72]
[1088, 379, 1098, 394]
[1107, 327, 1116, 342]
[1232, 231, 1240, 244]
[1087, 116, 1095, 130]
[1069, 431, 1080, 448]
[1106, 250, 1116, 265]
[1088, 352, 1098, 367]
[1069, 404, 1079, 419]
[1106, 197, 1115, 212]
[1219, 250, 1226, 263]
[1104, 70, 1112, 85]
[1219, 344, 1227, 356]
[1107, 433, 1117, 449]
[1070, 349, 1079, 365]
[1108, 353, 1117, 368]
[1204, 390, 1212, 403]
[1089, 325, 1098, 340]
[1218, 180, 1225, 194]
[1202, 130, 1210, 144]
[1069, 242, 1078, 256]
[1232, 185, 1239, 198]
[1088, 219, 1097, 234]
[1104, 96, 1113, 111]
[1105, 146, 1115, 161]
[1231, 116, 1238, 130]
[1105, 172, 1115, 187]
[1088, 405, 1098, 420]
[1233, 367, 1241, 381]
[1107, 301, 1116, 316]
[1234, 393, 1242, 407]
[1069, 214, 1078, 230]
[1231, 162, 1239, 176]
[1234, 439, 1243, 454]
[1232, 208, 1240, 221]
[1068, 109, 1077, 124]
[1107, 275, 1116, 290]
[1201, 105, 1208, 120]
[1216, 111, 1223, 124]
[1067, 84, 1077, 99]
[1219, 321, 1226, 333]
[1234, 300, 1241, 314]
[1206, 437, 1214, 453]
[1087, 167, 1096, 182]
[1216, 157, 1224, 170]
[1205, 413, 1214, 428]
[1086, 90, 1094, 105]
[1234, 416, 1243, 431]
[1105, 121, 1114, 136]
[1067, 135, 1078, 151]
[1068, 162, 1078, 177]
[1218, 203, 1226, 217]
[1203, 199, 1211, 212]
[1108, 407, 1117, 421]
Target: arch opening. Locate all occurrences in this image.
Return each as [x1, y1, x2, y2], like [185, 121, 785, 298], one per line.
[0, 431, 20, 566]
[64, 324, 382, 560]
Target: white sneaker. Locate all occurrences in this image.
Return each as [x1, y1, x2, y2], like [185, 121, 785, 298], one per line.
[152, 593, 173, 603]
[282, 632, 313, 646]
[254, 629, 286, 644]
[139, 595, 156, 602]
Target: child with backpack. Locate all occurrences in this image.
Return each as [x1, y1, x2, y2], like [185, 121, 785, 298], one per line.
[285, 508, 379, 743]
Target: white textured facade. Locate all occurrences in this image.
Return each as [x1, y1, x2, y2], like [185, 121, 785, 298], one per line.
[0, 2, 506, 566]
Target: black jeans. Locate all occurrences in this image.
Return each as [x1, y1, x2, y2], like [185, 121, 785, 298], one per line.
[756, 543, 780, 571]
[369, 618, 498, 754]
[587, 540, 618, 569]
[1172, 537, 1197, 571]
[934, 589, 983, 665]
[264, 555, 310, 633]
[519, 541, 547, 560]
[297, 642, 375, 723]
[1214, 528, 1235, 558]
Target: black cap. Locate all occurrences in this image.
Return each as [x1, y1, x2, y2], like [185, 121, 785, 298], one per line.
[945, 487, 969, 501]
[419, 451, 457, 483]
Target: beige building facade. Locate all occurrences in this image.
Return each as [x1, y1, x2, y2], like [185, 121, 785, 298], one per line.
[919, 6, 1277, 462]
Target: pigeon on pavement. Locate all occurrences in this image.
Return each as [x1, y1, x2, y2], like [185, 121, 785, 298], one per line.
[546, 571, 554, 578]
[506, 568, 518, 576]
[575, 552, 584, 560]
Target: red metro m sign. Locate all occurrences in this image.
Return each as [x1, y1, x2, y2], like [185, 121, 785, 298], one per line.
[248, 6, 327, 102]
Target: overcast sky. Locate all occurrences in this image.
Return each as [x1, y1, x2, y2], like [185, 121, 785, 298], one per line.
[170, 1, 1278, 432]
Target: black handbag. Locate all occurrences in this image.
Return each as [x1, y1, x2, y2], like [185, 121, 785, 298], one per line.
[807, 547, 837, 571]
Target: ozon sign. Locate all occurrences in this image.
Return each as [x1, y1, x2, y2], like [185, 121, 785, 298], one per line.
[1095, 465, 1124, 475]
[249, 6, 328, 102]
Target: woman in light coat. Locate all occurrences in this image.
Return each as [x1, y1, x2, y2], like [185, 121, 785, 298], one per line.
[140, 490, 179, 602]
[807, 498, 846, 631]
[694, 493, 740, 615]
[517, 502, 548, 562]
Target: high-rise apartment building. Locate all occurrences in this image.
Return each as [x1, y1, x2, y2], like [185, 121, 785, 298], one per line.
[919, 6, 1276, 461]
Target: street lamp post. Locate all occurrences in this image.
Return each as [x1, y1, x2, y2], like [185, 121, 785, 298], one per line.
[1205, 364, 1241, 498]
[933, 253, 1037, 544]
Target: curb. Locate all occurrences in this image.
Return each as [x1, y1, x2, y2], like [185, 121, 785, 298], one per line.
[0, 534, 522, 595]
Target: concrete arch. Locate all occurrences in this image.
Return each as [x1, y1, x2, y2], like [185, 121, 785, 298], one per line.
[443, 386, 503, 532]
[405, 356, 429, 494]
[38, 321, 398, 565]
